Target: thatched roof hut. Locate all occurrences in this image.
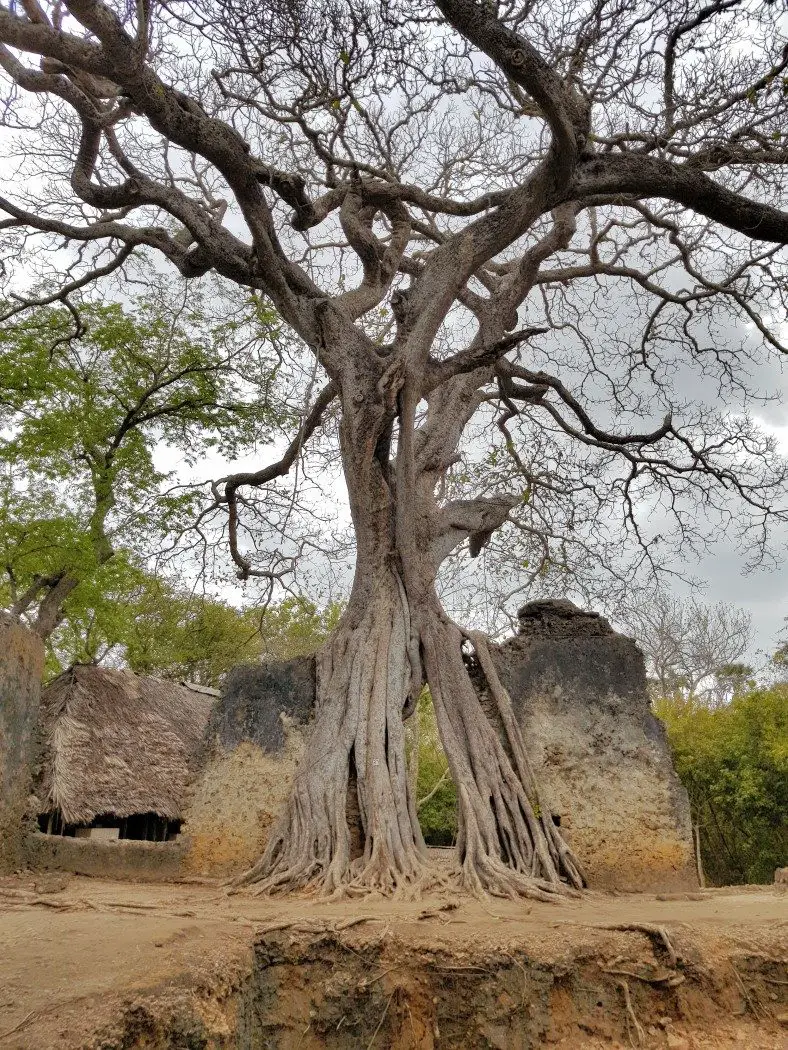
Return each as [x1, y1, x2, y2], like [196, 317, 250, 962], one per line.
[38, 666, 217, 826]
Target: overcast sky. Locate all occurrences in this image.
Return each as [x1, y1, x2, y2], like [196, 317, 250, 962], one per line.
[668, 430, 788, 663]
[664, 344, 788, 661]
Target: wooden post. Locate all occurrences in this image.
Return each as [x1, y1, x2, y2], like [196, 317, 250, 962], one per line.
[694, 822, 706, 889]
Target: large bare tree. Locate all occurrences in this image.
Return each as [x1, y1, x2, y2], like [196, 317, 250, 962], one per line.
[1, 0, 787, 899]
[617, 592, 753, 701]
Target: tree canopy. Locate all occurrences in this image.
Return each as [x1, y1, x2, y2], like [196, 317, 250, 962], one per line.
[35, 553, 340, 686]
[1, 0, 787, 613]
[0, 290, 281, 637]
[616, 592, 753, 703]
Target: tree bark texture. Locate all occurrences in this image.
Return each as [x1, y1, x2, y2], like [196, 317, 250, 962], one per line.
[237, 372, 585, 900]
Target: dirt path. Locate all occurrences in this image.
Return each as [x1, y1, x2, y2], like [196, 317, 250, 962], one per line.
[0, 875, 785, 1049]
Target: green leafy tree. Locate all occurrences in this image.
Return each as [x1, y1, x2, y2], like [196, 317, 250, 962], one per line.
[122, 580, 266, 687]
[655, 687, 788, 885]
[253, 596, 344, 663]
[123, 587, 342, 686]
[0, 291, 280, 639]
[41, 555, 342, 687]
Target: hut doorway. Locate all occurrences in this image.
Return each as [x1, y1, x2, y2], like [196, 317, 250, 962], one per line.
[37, 811, 181, 841]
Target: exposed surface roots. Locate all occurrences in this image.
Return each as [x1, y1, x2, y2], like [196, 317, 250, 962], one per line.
[234, 574, 426, 897]
[422, 612, 585, 901]
[236, 577, 585, 903]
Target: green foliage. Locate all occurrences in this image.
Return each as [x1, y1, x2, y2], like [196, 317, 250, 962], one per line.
[44, 558, 341, 687]
[114, 577, 267, 688]
[126, 588, 340, 687]
[0, 481, 90, 604]
[714, 663, 756, 701]
[0, 291, 282, 635]
[655, 686, 788, 885]
[252, 596, 344, 663]
[413, 691, 458, 846]
[0, 298, 274, 493]
[0, 288, 342, 681]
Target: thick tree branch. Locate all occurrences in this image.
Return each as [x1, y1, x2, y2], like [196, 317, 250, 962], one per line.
[425, 327, 548, 391]
[573, 154, 788, 244]
[432, 493, 519, 566]
[435, 0, 589, 185]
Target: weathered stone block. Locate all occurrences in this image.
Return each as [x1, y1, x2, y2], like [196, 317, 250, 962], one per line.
[0, 614, 44, 872]
[478, 599, 697, 891]
[180, 658, 317, 876]
[210, 658, 316, 754]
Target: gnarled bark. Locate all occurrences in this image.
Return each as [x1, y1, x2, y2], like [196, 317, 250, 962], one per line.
[238, 569, 585, 899]
[235, 354, 586, 900]
[235, 564, 428, 896]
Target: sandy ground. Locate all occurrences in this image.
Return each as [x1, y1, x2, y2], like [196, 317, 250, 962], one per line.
[0, 874, 786, 1049]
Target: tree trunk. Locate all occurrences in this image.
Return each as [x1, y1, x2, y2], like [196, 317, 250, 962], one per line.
[235, 392, 429, 895]
[236, 559, 428, 896]
[237, 376, 584, 900]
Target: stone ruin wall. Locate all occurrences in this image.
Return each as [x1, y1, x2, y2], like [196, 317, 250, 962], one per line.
[178, 658, 316, 877]
[477, 600, 697, 892]
[183, 602, 696, 890]
[179, 657, 366, 877]
[17, 601, 696, 890]
[0, 614, 44, 873]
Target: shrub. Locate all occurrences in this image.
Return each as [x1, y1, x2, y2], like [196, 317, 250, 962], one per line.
[655, 685, 788, 884]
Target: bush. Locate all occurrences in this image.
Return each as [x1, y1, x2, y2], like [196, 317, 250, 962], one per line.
[411, 691, 458, 846]
[655, 685, 788, 885]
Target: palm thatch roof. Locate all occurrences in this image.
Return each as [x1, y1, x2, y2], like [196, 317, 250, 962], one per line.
[38, 666, 217, 826]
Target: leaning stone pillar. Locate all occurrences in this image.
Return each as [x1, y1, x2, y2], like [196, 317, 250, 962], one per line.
[477, 600, 697, 891]
[0, 613, 45, 873]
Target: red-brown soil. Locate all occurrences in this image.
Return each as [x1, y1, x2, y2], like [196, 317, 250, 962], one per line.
[0, 873, 785, 1049]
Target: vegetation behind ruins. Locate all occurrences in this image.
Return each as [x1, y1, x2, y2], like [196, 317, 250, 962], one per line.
[655, 685, 788, 886]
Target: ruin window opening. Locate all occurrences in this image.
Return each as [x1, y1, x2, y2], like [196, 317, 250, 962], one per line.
[410, 690, 458, 848]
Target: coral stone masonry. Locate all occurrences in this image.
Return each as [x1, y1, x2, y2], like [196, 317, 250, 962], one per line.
[0, 613, 44, 872]
[477, 599, 697, 891]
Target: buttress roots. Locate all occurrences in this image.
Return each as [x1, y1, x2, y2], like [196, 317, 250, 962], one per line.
[234, 602, 585, 902]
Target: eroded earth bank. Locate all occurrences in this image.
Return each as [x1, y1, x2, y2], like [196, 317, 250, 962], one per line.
[0, 875, 786, 1050]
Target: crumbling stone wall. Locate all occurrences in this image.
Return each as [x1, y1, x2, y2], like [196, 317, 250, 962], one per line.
[477, 600, 697, 891]
[182, 657, 366, 876]
[0, 614, 44, 872]
[183, 613, 696, 887]
[20, 609, 696, 890]
[181, 658, 317, 876]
